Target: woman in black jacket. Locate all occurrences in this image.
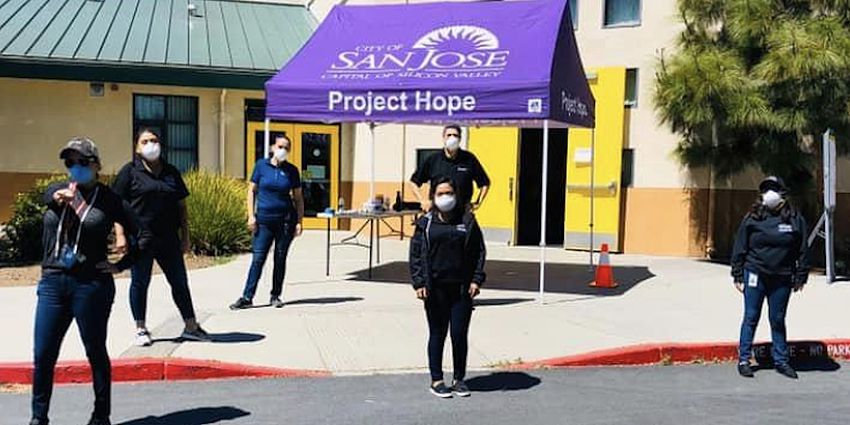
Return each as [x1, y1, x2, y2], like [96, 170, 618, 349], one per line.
[409, 177, 486, 399]
[31, 138, 150, 425]
[731, 176, 809, 379]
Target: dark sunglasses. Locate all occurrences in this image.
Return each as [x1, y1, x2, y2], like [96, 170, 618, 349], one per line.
[64, 157, 93, 168]
[445, 133, 460, 138]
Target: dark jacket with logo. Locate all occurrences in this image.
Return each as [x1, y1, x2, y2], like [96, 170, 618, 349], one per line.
[730, 208, 809, 285]
[409, 210, 486, 289]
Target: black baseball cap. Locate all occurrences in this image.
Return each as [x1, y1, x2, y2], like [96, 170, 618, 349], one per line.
[759, 176, 786, 193]
[59, 137, 100, 162]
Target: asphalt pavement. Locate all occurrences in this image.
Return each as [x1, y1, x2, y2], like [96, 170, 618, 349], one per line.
[2, 363, 849, 425]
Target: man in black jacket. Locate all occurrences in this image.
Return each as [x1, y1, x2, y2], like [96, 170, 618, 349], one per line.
[409, 125, 491, 211]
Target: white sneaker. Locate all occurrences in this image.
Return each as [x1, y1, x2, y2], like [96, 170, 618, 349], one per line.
[134, 329, 153, 347]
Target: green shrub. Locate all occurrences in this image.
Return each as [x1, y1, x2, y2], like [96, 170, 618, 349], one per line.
[1, 171, 249, 263]
[183, 170, 251, 256]
[2, 175, 67, 264]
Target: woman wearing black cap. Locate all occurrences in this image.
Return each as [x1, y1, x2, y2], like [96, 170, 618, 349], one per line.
[731, 176, 809, 379]
[31, 138, 151, 425]
[409, 177, 486, 398]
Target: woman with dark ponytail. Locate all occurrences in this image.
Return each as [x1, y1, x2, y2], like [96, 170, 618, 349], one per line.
[409, 176, 486, 398]
[731, 176, 809, 379]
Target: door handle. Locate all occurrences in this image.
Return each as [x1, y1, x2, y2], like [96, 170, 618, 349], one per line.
[508, 177, 514, 202]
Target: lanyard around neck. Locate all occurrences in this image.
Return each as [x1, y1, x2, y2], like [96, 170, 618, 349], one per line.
[54, 186, 100, 257]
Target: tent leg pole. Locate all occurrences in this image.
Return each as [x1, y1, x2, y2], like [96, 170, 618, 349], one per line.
[590, 128, 595, 269]
[264, 118, 271, 159]
[539, 120, 549, 304]
[370, 122, 376, 203]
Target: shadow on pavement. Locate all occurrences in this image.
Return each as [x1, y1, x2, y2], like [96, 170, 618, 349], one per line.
[153, 332, 265, 344]
[466, 372, 542, 392]
[349, 260, 655, 295]
[473, 298, 533, 307]
[753, 340, 843, 372]
[118, 406, 250, 425]
[285, 296, 364, 306]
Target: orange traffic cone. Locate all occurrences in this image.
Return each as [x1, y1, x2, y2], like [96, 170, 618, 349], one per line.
[590, 243, 618, 288]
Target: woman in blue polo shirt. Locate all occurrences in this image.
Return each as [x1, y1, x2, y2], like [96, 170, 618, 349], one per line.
[230, 135, 304, 309]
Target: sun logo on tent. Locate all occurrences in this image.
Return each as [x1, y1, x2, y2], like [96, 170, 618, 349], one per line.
[412, 25, 500, 51]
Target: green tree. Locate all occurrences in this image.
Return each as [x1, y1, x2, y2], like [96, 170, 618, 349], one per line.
[655, 0, 850, 192]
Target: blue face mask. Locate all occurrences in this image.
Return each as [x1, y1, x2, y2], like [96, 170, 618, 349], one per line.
[68, 164, 95, 185]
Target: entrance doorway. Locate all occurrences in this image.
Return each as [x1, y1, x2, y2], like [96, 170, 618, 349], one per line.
[245, 121, 339, 230]
[515, 128, 568, 246]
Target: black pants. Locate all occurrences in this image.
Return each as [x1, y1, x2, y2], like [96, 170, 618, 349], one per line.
[425, 283, 473, 382]
[32, 273, 115, 421]
[130, 234, 196, 322]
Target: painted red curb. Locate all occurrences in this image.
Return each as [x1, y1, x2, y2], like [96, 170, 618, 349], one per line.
[513, 339, 850, 369]
[0, 358, 329, 385]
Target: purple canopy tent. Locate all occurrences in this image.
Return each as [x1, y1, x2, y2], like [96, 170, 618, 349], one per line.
[265, 0, 595, 301]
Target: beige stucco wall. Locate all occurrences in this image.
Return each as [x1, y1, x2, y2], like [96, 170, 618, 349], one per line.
[0, 77, 262, 178]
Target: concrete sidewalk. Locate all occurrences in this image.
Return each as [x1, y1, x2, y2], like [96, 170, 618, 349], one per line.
[1, 231, 849, 375]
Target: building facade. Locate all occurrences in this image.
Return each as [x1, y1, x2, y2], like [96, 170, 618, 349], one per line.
[2, 0, 847, 256]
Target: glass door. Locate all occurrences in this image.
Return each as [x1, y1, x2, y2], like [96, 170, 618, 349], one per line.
[293, 124, 339, 229]
[245, 121, 294, 179]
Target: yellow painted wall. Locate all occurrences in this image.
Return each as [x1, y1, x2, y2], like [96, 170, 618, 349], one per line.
[468, 127, 519, 241]
[565, 67, 627, 251]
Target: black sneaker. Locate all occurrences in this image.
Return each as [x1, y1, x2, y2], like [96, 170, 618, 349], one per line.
[775, 363, 798, 379]
[28, 418, 48, 425]
[270, 296, 285, 308]
[452, 380, 471, 397]
[737, 362, 754, 378]
[229, 297, 252, 310]
[180, 326, 212, 342]
[86, 416, 110, 425]
[429, 382, 453, 399]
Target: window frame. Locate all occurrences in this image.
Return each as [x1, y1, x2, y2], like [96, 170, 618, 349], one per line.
[569, 0, 578, 30]
[624, 68, 639, 108]
[602, 0, 642, 29]
[132, 94, 200, 172]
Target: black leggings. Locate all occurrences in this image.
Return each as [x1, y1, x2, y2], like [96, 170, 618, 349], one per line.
[425, 284, 473, 382]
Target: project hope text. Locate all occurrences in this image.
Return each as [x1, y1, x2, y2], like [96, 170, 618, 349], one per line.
[328, 90, 475, 117]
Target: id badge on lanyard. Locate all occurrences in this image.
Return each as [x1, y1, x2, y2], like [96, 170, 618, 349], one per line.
[55, 187, 99, 270]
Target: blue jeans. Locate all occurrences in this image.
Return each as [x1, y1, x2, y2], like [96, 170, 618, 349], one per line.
[130, 234, 196, 322]
[425, 283, 473, 382]
[32, 273, 115, 421]
[242, 221, 295, 301]
[738, 270, 793, 365]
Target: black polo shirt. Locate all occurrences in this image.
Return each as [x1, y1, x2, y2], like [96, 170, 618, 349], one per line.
[410, 149, 490, 206]
[112, 157, 190, 237]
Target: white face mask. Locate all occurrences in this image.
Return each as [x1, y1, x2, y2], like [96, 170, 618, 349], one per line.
[140, 142, 161, 161]
[434, 194, 457, 212]
[445, 136, 460, 152]
[273, 147, 289, 162]
[762, 190, 783, 209]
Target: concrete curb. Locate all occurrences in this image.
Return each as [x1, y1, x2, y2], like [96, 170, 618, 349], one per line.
[513, 339, 850, 369]
[4, 339, 850, 383]
[0, 358, 329, 385]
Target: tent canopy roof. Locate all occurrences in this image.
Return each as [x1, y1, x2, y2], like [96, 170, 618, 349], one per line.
[265, 0, 595, 127]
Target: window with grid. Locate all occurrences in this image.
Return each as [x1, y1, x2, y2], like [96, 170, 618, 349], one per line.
[133, 95, 199, 173]
[604, 0, 641, 27]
